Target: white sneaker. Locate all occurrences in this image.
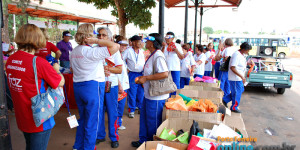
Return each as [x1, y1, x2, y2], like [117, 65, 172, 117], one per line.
[128, 112, 134, 118]
[118, 125, 126, 130]
[136, 107, 139, 110]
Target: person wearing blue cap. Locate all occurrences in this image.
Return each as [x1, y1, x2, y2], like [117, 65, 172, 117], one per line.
[132, 33, 169, 148]
[122, 35, 145, 118]
[162, 32, 184, 96]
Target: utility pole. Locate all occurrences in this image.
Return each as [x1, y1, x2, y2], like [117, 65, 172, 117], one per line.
[0, 0, 13, 149]
[159, 0, 165, 38]
[193, 0, 198, 51]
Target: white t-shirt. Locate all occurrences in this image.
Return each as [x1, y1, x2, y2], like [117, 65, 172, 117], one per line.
[117, 57, 130, 90]
[194, 53, 206, 75]
[164, 43, 183, 71]
[204, 51, 212, 71]
[105, 51, 124, 87]
[223, 46, 238, 58]
[70, 45, 110, 82]
[228, 51, 247, 81]
[122, 47, 145, 72]
[143, 50, 169, 100]
[180, 54, 196, 78]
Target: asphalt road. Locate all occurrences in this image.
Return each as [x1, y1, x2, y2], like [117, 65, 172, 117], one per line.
[8, 57, 300, 150]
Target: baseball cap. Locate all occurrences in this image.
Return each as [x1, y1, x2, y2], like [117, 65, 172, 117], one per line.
[118, 40, 129, 45]
[130, 35, 142, 41]
[63, 31, 72, 37]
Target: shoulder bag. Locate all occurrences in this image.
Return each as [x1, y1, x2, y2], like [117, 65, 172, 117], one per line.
[149, 55, 177, 96]
[31, 56, 64, 127]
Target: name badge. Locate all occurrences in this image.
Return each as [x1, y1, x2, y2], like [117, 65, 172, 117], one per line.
[67, 115, 79, 129]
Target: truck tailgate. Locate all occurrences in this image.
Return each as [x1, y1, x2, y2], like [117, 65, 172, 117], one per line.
[248, 71, 291, 85]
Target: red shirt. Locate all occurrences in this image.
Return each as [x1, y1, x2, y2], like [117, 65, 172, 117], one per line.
[210, 49, 216, 65]
[35, 41, 59, 59]
[6, 51, 61, 133]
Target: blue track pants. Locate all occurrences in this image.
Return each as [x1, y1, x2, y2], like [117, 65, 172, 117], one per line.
[180, 77, 190, 89]
[73, 81, 105, 150]
[224, 81, 244, 111]
[117, 90, 128, 127]
[219, 71, 231, 101]
[127, 72, 144, 113]
[139, 98, 166, 143]
[170, 71, 180, 96]
[97, 86, 119, 142]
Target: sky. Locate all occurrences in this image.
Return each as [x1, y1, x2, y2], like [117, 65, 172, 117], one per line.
[50, 0, 300, 36]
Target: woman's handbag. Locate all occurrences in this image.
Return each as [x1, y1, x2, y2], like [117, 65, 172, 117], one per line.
[149, 56, 177, 96]
[219, 56, 231, 72]
[31, 56, 64, 127]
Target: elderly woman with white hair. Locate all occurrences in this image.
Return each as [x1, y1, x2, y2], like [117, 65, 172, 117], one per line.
[96, 27, 123, 148]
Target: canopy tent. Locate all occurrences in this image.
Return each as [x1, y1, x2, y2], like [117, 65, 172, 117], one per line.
[7, 1, 115, 25]
[158, 0, 242, 47]
[164, 0, 242, 8]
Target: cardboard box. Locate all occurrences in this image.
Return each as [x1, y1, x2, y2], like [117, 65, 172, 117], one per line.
[137, 141, 188, 150]
[164, 106, 225, 124]
[154, 118, 250, 145]
[189, 81, 219, 88]
[177, 87, 223, 104]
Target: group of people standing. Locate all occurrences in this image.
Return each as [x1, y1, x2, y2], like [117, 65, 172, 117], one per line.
[4, 22, 252, 150]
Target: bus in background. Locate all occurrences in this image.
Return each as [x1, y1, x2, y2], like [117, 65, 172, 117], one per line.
[209, 34, 290, 59]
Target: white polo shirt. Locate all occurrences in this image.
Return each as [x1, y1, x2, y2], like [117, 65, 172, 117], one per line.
[164, 43, 183, 71]
[143, 50, 169, 100]
[180, 54, 196, 78]
[122, 47, 145, 72]
[205, 51, 212, 71]
[223, 46, 238, 58]
[194, 53, 206, 76]
[228, 51, 247, 81]
[105, 51, 124, 87]
[117, 57, 130, 91]
[70, 45, 110, 83]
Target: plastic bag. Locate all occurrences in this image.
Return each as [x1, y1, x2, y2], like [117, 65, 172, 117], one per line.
[166, 95, 188, 111]
[190, 100, 207, 112]
[204, 99, 218, 113]
[179, 94, 193, 102]
[187, 135, 218, 150]
[188, 120, 202, 143]
[177, 132, 189, 144]
[159, 127, 177, 141]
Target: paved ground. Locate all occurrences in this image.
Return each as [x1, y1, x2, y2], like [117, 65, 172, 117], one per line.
[8, 58, 300, 150]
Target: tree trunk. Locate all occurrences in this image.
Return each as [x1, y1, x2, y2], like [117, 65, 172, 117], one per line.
[114, 0, 127, 37]
[2, 0, 10, 43]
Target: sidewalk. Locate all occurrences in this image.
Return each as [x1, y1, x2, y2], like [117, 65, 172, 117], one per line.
[9, 107, 140, 150]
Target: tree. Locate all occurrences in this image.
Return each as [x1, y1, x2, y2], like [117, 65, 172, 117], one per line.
[243, 31, 249, 34]
[203, 26, 213, 35]
[78, 0, 156, 37]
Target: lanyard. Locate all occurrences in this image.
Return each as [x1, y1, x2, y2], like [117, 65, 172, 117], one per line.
[63, 85, 72, 116]
[133, 49, 139, 64]
[142, 49, 158, 73]
[85, 44, 92, 47]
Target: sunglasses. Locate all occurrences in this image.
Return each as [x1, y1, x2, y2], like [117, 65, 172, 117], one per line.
[165, 35, 174, 39]
[97, 34, 107, 37]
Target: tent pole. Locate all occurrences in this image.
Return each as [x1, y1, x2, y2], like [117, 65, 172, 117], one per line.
[199, 7, 203, 45]
[184, 0, 188, 43]
[0, 0, 13, 149]
[159, 0, 165, 37]
[193, 0, 198, 51]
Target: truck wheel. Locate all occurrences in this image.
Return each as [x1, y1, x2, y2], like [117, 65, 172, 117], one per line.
[277, 88, 285, 94]
[278, 53, 286, 59]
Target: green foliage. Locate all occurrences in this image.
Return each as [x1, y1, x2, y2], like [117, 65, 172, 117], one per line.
[203, 26, 213, 34]
[243, 31, 249, 34]
[78, 0, 156, 30]
[214, 30, 223, 34]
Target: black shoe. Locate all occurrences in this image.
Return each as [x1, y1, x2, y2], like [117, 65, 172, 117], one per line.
[111, 141, 119, 148]
[96, 139, 105, 145]
[231, 109, 241, 113]
[222, 100, 228, 108]
[131, 141, 142, 148]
